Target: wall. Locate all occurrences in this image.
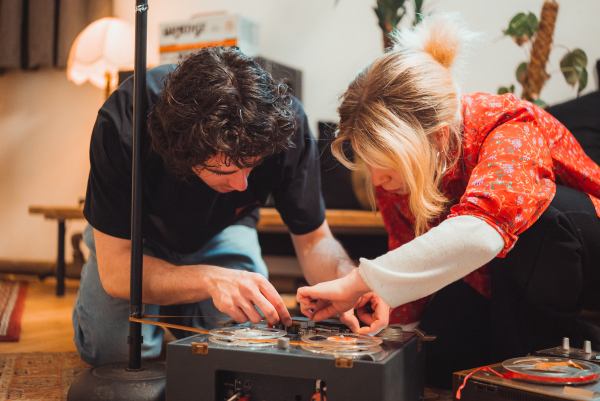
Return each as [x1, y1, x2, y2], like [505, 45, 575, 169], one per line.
[0, 70, 103, 262]
[0, 0, 598, 262]
[114, 0, 600, 133]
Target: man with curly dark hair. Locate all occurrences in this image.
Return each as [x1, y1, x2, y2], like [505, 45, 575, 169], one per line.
[72, 46, 389, 366]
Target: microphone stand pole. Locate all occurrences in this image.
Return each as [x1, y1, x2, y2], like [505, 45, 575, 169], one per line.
[128, 0, 148, 372]
[67, 1, 166, 399]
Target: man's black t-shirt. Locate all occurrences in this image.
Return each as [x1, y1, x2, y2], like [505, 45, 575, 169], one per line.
[83, 64, 325, 254]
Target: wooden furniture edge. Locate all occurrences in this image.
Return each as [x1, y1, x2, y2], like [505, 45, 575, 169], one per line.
[28, 206, 387, 234]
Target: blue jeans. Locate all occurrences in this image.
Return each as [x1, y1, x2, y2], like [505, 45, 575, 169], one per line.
[72, 224, 267, 366]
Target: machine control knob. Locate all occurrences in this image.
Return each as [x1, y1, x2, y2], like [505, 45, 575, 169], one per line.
[584, 341, 592, 354]
[301, 321, 308, 329]
[562, 337, 570, 350]
[277, 337, 290, 349]
[307, 320, 316, 328]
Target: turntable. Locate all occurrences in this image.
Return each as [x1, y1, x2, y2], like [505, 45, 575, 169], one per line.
[166, 318, 428, 400]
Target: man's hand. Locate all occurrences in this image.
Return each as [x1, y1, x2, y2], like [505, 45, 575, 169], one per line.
[208, 269, 292, 327]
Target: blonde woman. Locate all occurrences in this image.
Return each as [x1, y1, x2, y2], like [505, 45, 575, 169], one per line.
[297, 14, 600, 387]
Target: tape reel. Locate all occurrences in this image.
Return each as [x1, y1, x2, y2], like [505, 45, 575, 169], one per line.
[502, 357, 600, 385]
[209, 326, 286, 340]
[301, 331, 382, 349]
[300, 344, 382, 356]
[208, 336, 275, 348]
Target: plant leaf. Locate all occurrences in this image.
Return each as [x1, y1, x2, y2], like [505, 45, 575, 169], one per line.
[578, 68, 588, 93]
[504, 12, 538, 45]
[413, 0, 425, 25]
[374, 0, 408, 32]
[414, 0, 424, 14]
[526, 12, 539, 33]
[498, 85, 515, 95]
[532, 99, 547, 107]
[516, 62, 528, 85]
[374, 4, 388, 32]
[571, 49, 588, 68]
[561, 49, 588, 87]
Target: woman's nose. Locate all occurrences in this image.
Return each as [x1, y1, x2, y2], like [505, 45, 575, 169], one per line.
[370, 170, 389, 187]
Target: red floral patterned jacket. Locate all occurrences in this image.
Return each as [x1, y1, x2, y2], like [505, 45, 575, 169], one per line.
[380, 93, 600, 324]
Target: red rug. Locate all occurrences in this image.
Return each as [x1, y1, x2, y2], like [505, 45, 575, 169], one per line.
[0, 280, 27, 342]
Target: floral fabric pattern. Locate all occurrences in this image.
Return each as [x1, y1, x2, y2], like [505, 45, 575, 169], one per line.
[383, 93, 600, 324]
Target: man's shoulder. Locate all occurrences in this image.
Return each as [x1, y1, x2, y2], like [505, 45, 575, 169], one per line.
[96, 64, 178, 138]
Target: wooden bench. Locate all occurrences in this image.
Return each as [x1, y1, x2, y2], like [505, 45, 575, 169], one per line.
[28, 205, 386, 296]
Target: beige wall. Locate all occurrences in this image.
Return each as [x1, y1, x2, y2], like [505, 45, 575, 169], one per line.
[0, 70, 103, 262]
[114, 0, 600, 133]
[0, 0, 598, 262]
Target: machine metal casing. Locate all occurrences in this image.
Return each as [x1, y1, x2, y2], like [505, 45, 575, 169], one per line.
[166, 331, 425, 400]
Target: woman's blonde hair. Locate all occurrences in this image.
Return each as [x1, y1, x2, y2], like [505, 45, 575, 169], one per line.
[332, 13, 477, 236]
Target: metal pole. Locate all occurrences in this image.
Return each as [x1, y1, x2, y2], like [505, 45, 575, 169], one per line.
[128, 0, 148, 371]
[56, 220, 65, 296]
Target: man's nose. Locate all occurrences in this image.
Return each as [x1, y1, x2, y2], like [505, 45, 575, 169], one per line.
[229, 170, 249, 191]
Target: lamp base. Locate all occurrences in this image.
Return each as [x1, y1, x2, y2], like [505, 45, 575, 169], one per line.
[67, 361, 166, 401]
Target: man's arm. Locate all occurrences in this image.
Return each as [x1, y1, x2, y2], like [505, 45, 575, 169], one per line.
[290, 221, 354, 284]
[94, 228, 292, 326]
[291, 221, 389, 334]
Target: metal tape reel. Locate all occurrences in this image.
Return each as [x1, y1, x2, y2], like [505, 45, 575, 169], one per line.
[208, 336, 240, 347]
[209, 326, 286, 340]
[301, 332, 382, 348]
[502, 357, 600, 385]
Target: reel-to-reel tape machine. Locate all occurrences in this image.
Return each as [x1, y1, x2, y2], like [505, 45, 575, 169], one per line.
[166, 317, 428, 400]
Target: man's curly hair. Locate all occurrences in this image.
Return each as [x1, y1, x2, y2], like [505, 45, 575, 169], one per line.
[148, 46, 296, 177]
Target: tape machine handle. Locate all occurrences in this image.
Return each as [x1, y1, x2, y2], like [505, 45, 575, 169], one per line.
[413, 328, 436, 352]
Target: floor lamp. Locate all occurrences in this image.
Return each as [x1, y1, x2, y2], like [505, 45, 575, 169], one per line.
[67, 17, 135, 99]
[67, 2, 166, 400]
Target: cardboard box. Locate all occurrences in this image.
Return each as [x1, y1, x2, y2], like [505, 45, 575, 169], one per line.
[159, 13, 259, 64]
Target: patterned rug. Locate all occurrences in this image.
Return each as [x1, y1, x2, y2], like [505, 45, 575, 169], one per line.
[0, 281, 27, 342]
[0, 352, 89, 401]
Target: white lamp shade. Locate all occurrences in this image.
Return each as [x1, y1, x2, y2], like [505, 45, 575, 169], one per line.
[67, 17, 135, 89]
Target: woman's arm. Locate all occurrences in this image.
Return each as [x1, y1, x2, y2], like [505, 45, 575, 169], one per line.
[358, 215, 504, 307]
[297, 215, 504, 321]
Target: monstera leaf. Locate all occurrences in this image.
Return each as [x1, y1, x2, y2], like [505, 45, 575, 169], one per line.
[560, 49, 588, 93]
[504, 12, 539, 45]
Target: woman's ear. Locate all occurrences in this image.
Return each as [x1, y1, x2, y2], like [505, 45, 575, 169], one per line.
[432, 126, 450, 151]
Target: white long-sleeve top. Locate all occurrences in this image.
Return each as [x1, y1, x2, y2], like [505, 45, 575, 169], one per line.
[358, 215, 505, 308]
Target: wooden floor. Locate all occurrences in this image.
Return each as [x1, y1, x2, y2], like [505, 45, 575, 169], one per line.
[0, 274, 79, 354]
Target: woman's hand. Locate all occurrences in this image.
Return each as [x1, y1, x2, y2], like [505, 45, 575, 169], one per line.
[352, 292, 390, 334]
[297, 269, 378, 331]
